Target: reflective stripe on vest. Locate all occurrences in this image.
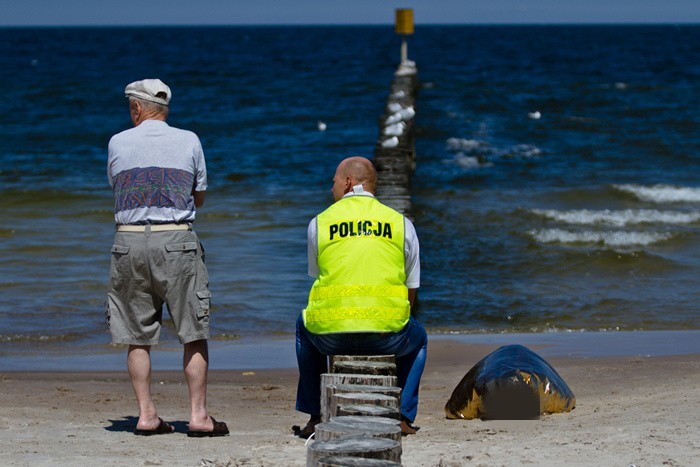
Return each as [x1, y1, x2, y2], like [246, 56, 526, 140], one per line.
[303, 195, 410, 334]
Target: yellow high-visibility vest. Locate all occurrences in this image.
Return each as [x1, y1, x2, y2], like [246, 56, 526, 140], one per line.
[303, 195, 410, 334]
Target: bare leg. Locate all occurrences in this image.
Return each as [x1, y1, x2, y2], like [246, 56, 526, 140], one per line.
[184, 339, 213, 431]
[128, 345, 164, 430]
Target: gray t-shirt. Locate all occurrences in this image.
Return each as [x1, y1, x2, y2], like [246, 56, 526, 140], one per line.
[108, 120, 207, 225]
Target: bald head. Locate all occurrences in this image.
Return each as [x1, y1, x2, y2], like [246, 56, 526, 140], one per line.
[331, 156, 377, 201]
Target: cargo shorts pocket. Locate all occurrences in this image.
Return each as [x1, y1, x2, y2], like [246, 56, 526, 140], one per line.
[110, 243, 131, 280]
[164, 241, 198, 276]
[104, 299, 111, 327]
[195, 290, 211, 322]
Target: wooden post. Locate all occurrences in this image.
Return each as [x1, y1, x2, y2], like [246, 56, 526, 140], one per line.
[315, 418, 402, 442]
[335, 404, 400, 420]
[320, 373, 398, 422]
[373, 49, 418, 217]
[323, 383, 401, 422]
[394, 9, 414, 64]
[330, 393, 399, 422]
[316, 457, 401, 467]
[332, 361, 396, 376]
[307, 437, 402, 465]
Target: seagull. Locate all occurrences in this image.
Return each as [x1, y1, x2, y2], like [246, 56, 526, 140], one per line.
[383, 122, 406, 136]
[387, 102, 403, 113]
[385, 112, 403, 125]
[317, 121, 327, 131]
[381, 136, 399, 148]
[398, 106, 415, 120]
[385, 106, 415, 125]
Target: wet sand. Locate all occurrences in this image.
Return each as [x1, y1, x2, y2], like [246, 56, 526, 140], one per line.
[1, 337, 698, 466]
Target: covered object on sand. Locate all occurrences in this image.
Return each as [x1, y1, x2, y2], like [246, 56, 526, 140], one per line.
[445, 344, 576, 420]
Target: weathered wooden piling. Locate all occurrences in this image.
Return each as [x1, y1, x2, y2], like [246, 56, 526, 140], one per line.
[321, 374, 399, 422]
[307, 437, 402, 466]
[309, 355, 403, 466]
[335, 404, 400, 420]
[315, 418, 402, 442]
[322, 383, 401, 422]
[305, 11, 418, 465]
[316, 457, 402, 467]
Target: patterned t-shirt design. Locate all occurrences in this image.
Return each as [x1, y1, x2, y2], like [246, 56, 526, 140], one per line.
[112, 166, 195, 213]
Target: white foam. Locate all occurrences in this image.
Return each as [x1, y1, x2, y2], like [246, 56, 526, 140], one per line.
[446, 138, 541, 159]
[614, 184, 700, 203]
[532, 209, 700, 227]
[509, 144, 541, 158]
[454, 154, 483, 169]
[528, 228, 674, 247]
[446, 138, 487, 151]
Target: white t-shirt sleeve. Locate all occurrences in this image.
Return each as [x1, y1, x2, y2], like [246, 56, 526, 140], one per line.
[307, 217, 319, 278]
[193, 138, 207, 192]
[404, 218, 420, 289]
[107, 136, 116, 188]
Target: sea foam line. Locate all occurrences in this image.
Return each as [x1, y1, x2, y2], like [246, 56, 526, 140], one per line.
[614, 184, 700, 203]
[446, 138, 542, 158]
[528, 228, 674, 247]
[531, 208, 700, 227]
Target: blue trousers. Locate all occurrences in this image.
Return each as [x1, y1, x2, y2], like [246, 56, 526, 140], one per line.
[295, 314, 428, 423]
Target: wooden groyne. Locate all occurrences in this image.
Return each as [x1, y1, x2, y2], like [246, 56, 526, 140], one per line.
[373, 60, 418, 217]
[304, 54, 419, 467]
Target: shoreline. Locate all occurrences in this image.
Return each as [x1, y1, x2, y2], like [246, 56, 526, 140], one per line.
[1, 329, 699, 372]
[0, 337, 698, 466]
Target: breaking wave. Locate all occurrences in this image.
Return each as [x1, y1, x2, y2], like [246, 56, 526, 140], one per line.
[528, 228, 674, 247]
[614, 184, 700, 204]
[531, 208, 700, 227]
[445, 138, 541, 168]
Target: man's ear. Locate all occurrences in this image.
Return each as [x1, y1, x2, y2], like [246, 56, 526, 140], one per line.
[345, 176, 353, 192]
[130, 100, 142, 125]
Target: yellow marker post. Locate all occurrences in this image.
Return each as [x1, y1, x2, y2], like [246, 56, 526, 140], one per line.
[395, 8, 414, 64]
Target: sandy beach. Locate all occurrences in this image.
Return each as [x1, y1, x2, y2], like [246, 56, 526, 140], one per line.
[1, 337, 698, 466]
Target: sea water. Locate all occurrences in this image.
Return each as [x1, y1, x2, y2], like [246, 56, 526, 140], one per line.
[1, 25, 700, 359]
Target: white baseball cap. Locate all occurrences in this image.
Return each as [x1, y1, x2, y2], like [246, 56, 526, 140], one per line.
[124, 79, 171, 106]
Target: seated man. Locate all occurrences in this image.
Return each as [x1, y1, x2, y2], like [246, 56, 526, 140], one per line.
[294, 156, 428, 437]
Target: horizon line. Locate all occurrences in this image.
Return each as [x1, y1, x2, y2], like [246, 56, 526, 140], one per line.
[1, 21, 699, 28]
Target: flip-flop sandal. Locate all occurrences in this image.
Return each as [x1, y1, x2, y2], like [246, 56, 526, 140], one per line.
[292, 416, 321, 439]
[186, 417, 229, 437]
[134, 417, 174, 436]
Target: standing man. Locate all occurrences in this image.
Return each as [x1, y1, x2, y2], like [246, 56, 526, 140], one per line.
[294, 156, 428, 437]
[106, 79, 228, 437]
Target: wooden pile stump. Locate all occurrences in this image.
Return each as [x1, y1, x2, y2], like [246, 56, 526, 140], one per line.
[306, 355, 404, 466]
[307, 437, 402, 466]
[316, 457, 401, 467]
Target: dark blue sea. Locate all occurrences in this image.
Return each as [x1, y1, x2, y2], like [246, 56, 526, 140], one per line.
[2, 25, 700, 362]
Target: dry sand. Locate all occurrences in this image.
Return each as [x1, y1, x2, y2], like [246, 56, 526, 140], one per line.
[1, 339, 698, 466]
